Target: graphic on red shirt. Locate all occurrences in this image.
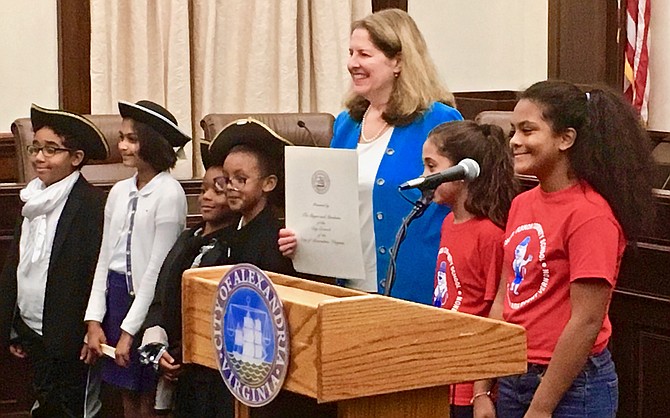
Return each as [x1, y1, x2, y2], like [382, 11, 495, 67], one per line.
[510, 236, 532, 295]
[505, 223, 549, 310]
[432, 248, 463, 311]
[433, 261, 448, 308]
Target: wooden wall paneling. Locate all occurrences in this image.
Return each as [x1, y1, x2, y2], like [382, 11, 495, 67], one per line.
[610, 291, 670, 418]
[548, 0, 624, 89]
[0, 134, 18, 183]
[57, 0, 91, 114]
[0, 185, 31, 416]
[372, 0, 407, 12]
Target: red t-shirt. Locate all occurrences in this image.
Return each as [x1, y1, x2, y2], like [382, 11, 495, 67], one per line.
[433, 213, 504, 405]
[502, 182, 625, 364]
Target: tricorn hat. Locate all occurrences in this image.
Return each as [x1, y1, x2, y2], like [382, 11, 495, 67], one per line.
[118, 100, 191, 148]
[30, 104, 109, 160]
[206, 118, 294, 168]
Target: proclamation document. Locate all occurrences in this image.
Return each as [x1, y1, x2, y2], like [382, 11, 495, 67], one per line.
[285, 146, 365, 279]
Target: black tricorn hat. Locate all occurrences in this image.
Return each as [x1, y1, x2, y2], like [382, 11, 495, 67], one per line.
[30, 104, 109, 160]
[118, 100, 191, 148]
[206, 118, 294, 168]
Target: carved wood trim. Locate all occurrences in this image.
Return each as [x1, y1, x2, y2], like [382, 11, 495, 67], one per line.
[372, 0, 407, 12]
[57, 0, 91, 114]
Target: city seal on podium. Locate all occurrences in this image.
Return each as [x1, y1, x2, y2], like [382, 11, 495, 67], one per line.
[212, 263, 290, 407]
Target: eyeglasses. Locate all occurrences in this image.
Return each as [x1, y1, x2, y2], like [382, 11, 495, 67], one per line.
[214, 175, 263, 191]
[26, 144, 73, 157]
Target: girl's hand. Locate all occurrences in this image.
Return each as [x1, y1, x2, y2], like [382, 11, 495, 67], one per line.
[9, 343, 27, 359]
[473, 395, 496, 418]
[85, 321, 107, 360]
[80, 343, 98, 365]
[159, 351, 182, 381]
[115, 331, 133, 367]
[278, 228, 298, 258]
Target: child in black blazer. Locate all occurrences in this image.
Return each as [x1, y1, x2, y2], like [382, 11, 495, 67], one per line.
[0, 104, 109, 417]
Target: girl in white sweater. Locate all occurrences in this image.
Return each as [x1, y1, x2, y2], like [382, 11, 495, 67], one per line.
[82, 101, 189, 418]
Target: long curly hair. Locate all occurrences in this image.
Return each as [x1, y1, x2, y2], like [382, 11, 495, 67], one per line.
[344, 9, 455, 126]
[428, 120, 519, 228]
[520, 80, 655, 242]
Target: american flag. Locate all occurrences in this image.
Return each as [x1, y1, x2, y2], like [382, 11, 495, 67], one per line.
[623, 0, 651, 123]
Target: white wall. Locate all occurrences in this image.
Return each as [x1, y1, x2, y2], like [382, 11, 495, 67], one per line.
[0, 1, 59, 132]
[409, 0, 548, 92]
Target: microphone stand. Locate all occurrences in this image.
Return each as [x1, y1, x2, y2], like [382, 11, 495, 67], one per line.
[383, 189, 434, 297]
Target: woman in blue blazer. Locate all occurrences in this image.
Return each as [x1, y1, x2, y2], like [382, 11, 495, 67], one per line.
[280, 9, 462, 305]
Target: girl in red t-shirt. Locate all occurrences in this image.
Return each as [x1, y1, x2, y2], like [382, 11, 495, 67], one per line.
[477, 80, 654, 418]
[423, 121, 518, 418]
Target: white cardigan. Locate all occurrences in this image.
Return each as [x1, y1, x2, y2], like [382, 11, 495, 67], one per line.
[84, 172, 186, 336]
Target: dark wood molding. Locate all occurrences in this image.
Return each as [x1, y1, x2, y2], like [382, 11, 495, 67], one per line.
[57, 0, 91, 114]
[0, 133, 17, 183]
[548, 0, 624, 89]
[372, 0, 407, 12]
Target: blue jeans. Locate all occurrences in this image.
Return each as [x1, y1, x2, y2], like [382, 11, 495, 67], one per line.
[497, 349, 618, 418]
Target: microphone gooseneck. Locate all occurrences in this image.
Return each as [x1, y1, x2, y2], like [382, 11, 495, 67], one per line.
[297, 120, 319, 147]
[382, 189, 433, 297]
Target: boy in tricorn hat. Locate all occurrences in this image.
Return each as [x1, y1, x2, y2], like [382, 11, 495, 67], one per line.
[142, 119, 301, 417]
[0, 104, 109, 417]
[138, 145, 237, 415]
[208, 118, 295, 272]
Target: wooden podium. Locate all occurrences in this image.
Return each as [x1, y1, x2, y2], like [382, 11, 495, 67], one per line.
[182, 266, 526, 418]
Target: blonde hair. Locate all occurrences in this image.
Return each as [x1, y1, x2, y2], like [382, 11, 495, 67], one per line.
[344, 9, 455, 126]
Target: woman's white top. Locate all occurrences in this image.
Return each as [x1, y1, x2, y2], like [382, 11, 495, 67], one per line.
[350, 127, 394, 292]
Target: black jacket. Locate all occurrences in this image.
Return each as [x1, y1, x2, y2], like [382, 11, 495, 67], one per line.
[143, 205, 295, 362]
[0, 176, 105, 358]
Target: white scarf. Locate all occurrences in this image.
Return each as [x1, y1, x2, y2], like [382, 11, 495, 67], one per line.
[19, 171, 80, 266]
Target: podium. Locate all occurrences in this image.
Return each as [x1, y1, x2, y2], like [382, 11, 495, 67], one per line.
[182, 266, 527, 418]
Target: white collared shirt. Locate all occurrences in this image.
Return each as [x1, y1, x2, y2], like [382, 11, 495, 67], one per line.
[84, 171, 186, 336]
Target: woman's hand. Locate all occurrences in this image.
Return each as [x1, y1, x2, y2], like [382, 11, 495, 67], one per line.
[84, 321, 107, 363]
[278, 228, 298, 258]
[159, 351, 182, 381]
[473, 395, 496, 418]
[115, 330, 133, 367]
[9, 343, 27, 359]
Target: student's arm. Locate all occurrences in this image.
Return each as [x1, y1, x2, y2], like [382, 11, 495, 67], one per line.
[116, 191, 186, 367]
[472, 271, 507, 418]
[473, 240, 507, 418]
[526, 215, 619, 417]
[524, 278, 610, 418]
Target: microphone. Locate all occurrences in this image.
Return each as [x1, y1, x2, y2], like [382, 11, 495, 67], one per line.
[297, 120, 319, 147]
[398, 158, 480, 191]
